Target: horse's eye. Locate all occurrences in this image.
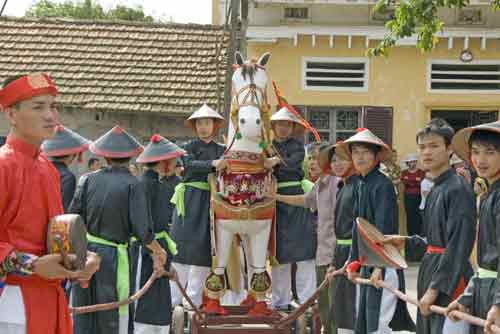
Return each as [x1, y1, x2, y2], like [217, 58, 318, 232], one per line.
[240, 118, 246, 124]
[256, 119, 261, 125]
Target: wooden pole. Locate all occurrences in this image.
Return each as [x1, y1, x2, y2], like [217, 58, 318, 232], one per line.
[222, 0, 240, 122]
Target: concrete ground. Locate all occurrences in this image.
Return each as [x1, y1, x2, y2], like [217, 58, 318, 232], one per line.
[400, 263, 419, 333]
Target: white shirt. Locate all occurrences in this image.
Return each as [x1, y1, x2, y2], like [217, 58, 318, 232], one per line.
[419, 178, 434, 210]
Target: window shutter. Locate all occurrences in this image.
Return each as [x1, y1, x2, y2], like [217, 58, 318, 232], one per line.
[364, 107, 393, 146]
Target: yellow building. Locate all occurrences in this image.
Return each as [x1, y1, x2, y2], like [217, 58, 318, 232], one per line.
[213, 0, 500, 157]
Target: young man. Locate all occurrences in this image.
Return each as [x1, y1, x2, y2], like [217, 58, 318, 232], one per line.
[132, 134, 185, 334]
[0, 73, 99, 334]
[274, 141, 338, 333]
[169, 104, 225, 309]
[88, 157, 101, 172]
[400, 154, 425, 236]
[339, 128, 414, 334]
[268, 107, 316, 311]
[70, 125, 166, 334]
[385, 118, 476, 334]
[446, 121, 500, 334]
[42, 125, 90, 212]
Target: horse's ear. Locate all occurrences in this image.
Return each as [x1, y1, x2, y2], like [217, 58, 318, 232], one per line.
[258, 52, 271, 67]
[235, 52, 244, 66]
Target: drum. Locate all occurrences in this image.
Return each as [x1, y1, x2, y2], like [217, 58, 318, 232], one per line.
[47, 214, 88, 270]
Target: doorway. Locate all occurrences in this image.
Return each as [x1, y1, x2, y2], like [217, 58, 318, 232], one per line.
[431, 110, 498, 132]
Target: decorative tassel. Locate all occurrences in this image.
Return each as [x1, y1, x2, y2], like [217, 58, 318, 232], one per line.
[235, 132, 242, 140]
[259, 140, 267, 149]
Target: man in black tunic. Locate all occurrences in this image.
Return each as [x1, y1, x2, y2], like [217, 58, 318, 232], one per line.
[131, 134, 185, 334]
[338, 128, 415, 334]
[268, 107, 316, 311]
[445, 121, 500, 334]
[70, 126, 167, 334]
[385, 118, 476, 334]
[169, 104, 226, 310]
[41, 125, 89, 212]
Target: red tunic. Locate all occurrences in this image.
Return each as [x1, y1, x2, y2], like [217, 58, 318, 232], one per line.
[400, 169, 425, 196]
[0, 135, 72, 334]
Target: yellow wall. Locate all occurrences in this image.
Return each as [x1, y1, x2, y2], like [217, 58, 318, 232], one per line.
[248, 36, 500, 157]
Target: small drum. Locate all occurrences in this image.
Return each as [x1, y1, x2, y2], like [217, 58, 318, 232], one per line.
[47, 214, 88, 270]
[356, 217, 407, 269]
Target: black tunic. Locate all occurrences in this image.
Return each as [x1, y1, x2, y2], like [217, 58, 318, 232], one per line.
[330, 175, 359, 330]
[69, 166, 154, 334]
[273, 138, 316, 264]
[350, 167, 415, 333]
[52, 161, 76, 212]
[406, 168, 476, 334]
[131, 170, 180, 326]
[458, 179, 500, 334]
[170, 139, 224, 267]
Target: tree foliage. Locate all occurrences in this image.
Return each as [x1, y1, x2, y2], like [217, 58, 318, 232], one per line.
[369, 0, 500, 56]
[25, 0, 154, 22]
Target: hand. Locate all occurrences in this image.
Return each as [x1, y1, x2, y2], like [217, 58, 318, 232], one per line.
[381, 235, 407, 251]
[419, 288, 438, 316]
[75, 251, 101, 283]
[370, 268, 383, 289]
[347, 271, 360, 283]
[33, 254, 80, 280]
[212, 159, 228, 172]
[151, 249, 167, 272]
[445, 299, 467, 322]
[485, 305, 500, 334]
[264, 157, 280, 170]
[325, 265, 336, 283]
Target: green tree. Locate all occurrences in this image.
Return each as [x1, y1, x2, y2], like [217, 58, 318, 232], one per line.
[370, 0, 500, 56]
[25, 0, 154, 22]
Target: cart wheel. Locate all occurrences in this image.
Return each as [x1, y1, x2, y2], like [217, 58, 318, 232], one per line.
[172, 305, 185, 334]
[297, 312, 307, 334]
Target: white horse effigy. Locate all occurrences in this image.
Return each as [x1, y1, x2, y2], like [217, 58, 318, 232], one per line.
[203, 52, 277, 316]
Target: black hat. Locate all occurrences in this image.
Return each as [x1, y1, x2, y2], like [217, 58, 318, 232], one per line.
[89, 125, 143, 158]
[42, 125, 89, 157]
[136, 134, 185, 163]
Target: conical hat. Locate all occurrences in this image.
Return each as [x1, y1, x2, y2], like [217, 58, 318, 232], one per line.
[42, 125, 89, 157]
[356, 217, 407, 269]
[452, 121, 500, 162]
[336, 128, 392, 162]
[136, 134, 186, 163]
[89, 126, 143, 158]
[184, 104, 225, 132]
[449, 154, 464, 166]
[270, 107, 303, 125]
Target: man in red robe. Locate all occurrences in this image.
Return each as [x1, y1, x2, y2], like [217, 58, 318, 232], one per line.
[0, 73, 99, 334]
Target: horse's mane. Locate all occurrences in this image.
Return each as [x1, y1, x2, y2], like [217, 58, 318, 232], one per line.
[241, 58, 259, 82]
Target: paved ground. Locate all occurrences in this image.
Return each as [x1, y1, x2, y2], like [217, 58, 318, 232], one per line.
[400, 263, 419, 333]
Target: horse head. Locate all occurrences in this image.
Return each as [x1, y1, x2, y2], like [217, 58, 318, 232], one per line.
[229, 52, 271, 152]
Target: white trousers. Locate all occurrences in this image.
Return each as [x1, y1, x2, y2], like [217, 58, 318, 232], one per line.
[0, 285, 26, 334]
[134, 322, 170, 334]
[271, 260, 316, 309]
[170, 263, 210, 307]
[443, 317, 470, 334]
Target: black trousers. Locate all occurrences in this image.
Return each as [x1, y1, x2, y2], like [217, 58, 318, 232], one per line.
[405, 194, 422, 236]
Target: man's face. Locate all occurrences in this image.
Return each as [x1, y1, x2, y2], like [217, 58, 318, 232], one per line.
[195, 118, 215, 140]
[471, 142, 500, 181]
[90, 160, 101, 171]
[406, 161, 417, 170]
[5, 95, 58, 144]
[273, 120, 294, 140]
[417, 133, 450, 173]
[332, 156, 352, 177]
[351, 144, 376, 176]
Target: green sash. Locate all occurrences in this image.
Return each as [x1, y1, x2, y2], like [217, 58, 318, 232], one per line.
[277, 179, 314, 193]
[337, 239, 353, 246]
[170, 182, 210, 217]
[86, 233, 129, 315]
[155, 231, 178, 256]
[478, 267, 497, 279]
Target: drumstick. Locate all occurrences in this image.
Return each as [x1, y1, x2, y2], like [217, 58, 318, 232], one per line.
[354, 277, 500, 333]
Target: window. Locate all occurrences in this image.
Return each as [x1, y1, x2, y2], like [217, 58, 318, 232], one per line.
[296, 106, 362, 143]
[428, 60, 500, 93]
[284, 7, 309, 20]
[303, 57, 369, 92]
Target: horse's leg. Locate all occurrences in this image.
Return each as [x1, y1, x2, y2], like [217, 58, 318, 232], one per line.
[202, 220, 235, 315]
[246, 219, 273, 316]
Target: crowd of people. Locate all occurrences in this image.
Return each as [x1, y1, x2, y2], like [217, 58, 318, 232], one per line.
[0, 72, 499, 334]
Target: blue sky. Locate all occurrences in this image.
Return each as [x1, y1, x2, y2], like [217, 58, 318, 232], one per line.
[3, 0, 213, 24]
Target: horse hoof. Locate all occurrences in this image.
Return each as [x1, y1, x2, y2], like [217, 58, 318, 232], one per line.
[248, 301, 273, 316]
[202, 298, 228, 316]
[240, 294, 256, 308]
